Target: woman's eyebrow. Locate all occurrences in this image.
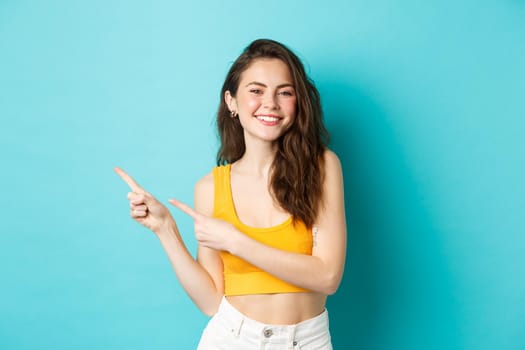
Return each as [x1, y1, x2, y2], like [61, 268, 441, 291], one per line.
[245, 81, 295, 88]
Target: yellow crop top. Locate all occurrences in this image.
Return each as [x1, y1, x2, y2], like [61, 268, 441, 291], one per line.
[213, 164, 313, 296]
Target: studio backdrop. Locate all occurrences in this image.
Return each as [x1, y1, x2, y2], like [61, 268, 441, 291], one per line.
[1, 1, 524, 349]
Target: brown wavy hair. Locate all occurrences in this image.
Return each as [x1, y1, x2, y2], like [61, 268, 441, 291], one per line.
[216, 39, 329, 227]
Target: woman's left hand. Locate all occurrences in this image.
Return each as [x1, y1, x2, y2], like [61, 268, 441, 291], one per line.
[169, 199, 240, 253]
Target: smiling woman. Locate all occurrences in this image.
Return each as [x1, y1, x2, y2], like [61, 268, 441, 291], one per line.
[116, 39, 346, 349]
[225, 58, 297, 146]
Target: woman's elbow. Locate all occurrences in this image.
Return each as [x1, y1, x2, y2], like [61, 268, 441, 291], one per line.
[199, 303, 218, 317]
[319, 273, 342, 295]
[196, 295, 223, 317]
[323, 281, 340, 295]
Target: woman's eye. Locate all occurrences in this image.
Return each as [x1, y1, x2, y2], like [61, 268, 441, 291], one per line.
[249, 89, 263, 94]
[279, 90, 294, 96]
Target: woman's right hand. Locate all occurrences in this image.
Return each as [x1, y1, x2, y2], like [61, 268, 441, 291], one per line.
[114, 167, 173, 234]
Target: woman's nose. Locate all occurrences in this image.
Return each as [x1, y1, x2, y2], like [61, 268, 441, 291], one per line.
[262, 93, 278, 109]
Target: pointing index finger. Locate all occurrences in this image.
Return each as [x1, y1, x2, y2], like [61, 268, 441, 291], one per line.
[169, 199, 200, 220]
[114, 167, 145, 193]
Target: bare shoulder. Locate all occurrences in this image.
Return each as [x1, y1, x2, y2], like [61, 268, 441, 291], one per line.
[323, 149, 343, 176]
[195, 170, 214, 192]
[194, 170, 214, 216]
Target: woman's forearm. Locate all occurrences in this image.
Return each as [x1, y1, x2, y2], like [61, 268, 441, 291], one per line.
[230, 233, 342, 295]
[156, 221, 223, 315]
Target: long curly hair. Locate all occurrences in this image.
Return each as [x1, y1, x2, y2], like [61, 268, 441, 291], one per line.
[216, 39, 329, 227]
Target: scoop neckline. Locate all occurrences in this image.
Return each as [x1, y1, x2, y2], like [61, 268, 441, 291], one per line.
[225, 164, 293, 233]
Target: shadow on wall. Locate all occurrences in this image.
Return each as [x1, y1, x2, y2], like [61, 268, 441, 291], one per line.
[322, 78, 461, 350]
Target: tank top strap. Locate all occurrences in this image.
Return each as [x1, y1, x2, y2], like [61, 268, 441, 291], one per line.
[212, 164, 235, 219]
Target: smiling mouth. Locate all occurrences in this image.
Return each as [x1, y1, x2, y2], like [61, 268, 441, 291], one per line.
[255, 115, 282, 123]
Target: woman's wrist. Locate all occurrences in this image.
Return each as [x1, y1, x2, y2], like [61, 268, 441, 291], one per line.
[227, 227, 245, 256]
[154, 218, 179, 240]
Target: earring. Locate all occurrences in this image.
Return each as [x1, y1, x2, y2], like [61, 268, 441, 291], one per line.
[231, 111, 238, 118]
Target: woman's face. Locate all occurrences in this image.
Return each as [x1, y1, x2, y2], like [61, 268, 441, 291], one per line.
[226, 58, 297, 144]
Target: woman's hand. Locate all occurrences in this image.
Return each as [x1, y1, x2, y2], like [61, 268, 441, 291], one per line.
[169, 199, 240, 253]
[114, 167, 173, 234]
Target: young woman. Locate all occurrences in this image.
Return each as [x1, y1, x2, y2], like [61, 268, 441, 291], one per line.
[115, 39, 346, 349]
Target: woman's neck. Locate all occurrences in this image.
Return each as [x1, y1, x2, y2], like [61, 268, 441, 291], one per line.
[234, 139, 277, 178]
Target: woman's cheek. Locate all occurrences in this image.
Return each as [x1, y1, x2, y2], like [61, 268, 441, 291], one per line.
[284, 100, 297, 118]
[245, 97, 261, 111]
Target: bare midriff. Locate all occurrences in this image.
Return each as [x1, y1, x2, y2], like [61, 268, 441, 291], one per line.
[226, 292, 327, 325]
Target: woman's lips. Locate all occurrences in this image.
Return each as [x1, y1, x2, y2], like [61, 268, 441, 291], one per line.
[255, 115, 282, 126]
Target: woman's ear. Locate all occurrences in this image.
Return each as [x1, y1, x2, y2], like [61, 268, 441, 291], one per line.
[225, 91, 236, 113]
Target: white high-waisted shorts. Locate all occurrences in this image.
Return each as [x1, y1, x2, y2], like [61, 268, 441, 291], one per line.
[197, 296, 332, 350]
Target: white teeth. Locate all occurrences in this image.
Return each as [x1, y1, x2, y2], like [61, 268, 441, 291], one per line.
[256, 115, 280, 122]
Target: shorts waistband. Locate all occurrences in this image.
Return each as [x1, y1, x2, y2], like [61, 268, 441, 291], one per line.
[216, 296, 330, 342]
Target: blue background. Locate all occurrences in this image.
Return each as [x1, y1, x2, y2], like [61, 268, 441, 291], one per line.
[1, 1, 524, 349]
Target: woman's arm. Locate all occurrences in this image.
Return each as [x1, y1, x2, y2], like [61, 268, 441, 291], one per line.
[155, 223, 222, 315]
[191, 173, 224, 313]
[115, 168, 222, 316]
[170, 150, 347, 295]
[230, 150, 346, 294]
